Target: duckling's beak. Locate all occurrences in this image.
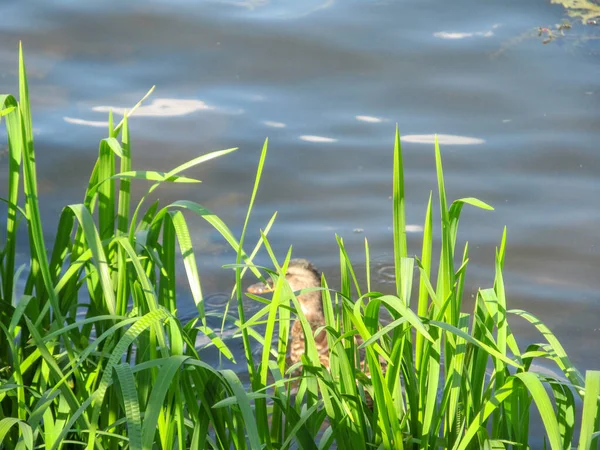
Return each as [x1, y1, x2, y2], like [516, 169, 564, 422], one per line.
[246, 281, 274, 295]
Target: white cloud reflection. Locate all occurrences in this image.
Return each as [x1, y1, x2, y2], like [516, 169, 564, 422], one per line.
[355, 115, 384, 123]
[406, 224, 424, 233]
[63, 117, 109, 128]
[93, 98, 213, 117]
[434, 24, 500, 40]
[299, 135, 337, 143]
[434, 31, 493, 39]
[65, 98, 216, 127]
[263, 120, 286, 128]
[401, 134, 485, 145]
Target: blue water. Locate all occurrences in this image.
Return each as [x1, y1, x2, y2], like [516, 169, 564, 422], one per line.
[1, 0, 599, 410]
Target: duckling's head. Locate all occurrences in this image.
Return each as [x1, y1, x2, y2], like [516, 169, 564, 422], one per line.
[247, 259, 323, 321]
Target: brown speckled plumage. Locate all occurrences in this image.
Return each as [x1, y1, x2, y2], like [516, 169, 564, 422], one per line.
[247, 259, 385, 376]
[247, 259, 387, 408]
[247, 259, 329, 368]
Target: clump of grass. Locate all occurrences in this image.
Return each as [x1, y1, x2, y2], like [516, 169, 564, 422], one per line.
[0, 45, 265, 450]
[1, 46, 599, 449]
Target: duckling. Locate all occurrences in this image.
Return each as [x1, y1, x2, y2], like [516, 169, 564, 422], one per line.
[246, 259, 330, 368]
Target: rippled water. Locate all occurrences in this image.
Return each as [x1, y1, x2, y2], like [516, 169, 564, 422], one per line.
[1, 0, 599, 381]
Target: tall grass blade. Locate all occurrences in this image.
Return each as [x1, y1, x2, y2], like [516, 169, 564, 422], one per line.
[392, 125, 407, 298]
[0, 94, 21, 306]
[141, 356, 188, 449]
[18, 43, 65, 325]
[578, 371, 600, 450]
[113, 364, 143, 450]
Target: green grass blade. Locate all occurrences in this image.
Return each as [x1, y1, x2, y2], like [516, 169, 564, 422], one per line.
[434, 135, 454, 326]
[170, 210, 204, 318]
[221, 369, 261, 450]
[164, 200, 256, 275]
[18, 43, 65, 325]
[113, 85, 155, 134]
[116, 116, 131, 234]
[514, 372, 563, 450]
[129, 147, 237, 238]
[392, 125, 408, 298]
[509, 309, 584, 389]
[0, 418, 34, 450]
[364, 237, 371, 293]
[141, 356, 189, 449]
[0, 94, 22, 304]
[336, 235, 362, 297]
[260, 253, 291, 386]
[97, 136, 116, 242]
[578, 371, 600, 450]
[67, 204, 116, 315]
[416, 193, 433, 322]
[454, 378, 517, 450]
[113, 364, 143, 450]
[377, 295, 433, 343]
[86, 308, 169, 449]
[430, 320, 519, 368]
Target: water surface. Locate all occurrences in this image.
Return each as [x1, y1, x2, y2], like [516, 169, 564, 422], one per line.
[1, 0, 599, 385]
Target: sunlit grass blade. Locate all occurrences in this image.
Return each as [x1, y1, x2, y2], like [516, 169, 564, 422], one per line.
[392, 125, 407, 298]
[434, 135, 451, 304]
[18, 43, 65, 327]
[453, 378, 517, 450]
[364, 237, 371, 293]
[578, 371, 600, 450]
[129, 147, 238, 238]
[221, 369, 262, 450]
[113, 364, 143, 450]
[235, 137, 270, 444]
[24, 316, 91, 428]
[336, 235, 362, 297]
[430, 320, 519, 369]
[509, 309, 585, 389]
[164, 200, 258, 277]
[0, 94, 21, 306]
[0, 418, 34, 450]
[67, 204, 117, 315]
[113, 85, 155, 134]
[260, 252, 292, 385]
[514, 372, 563, 450]
[86, 309, 170, 448]
[170, 211, 204, 315]
[141, 356, 188, 449]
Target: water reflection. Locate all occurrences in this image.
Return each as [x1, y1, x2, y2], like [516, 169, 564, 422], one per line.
[64, 98, 217, 127]
[355, 115, 385, 123]
[376, 263, 397, 285]
[434, 24, 500, 40]
[93, 98, 213, 117]
[207, 0, 336, 19]
[299, 135, 337, 143]
[263, 120, 286, 128]
[63, 117, 109, 127]
[401, 134, 485, 145]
